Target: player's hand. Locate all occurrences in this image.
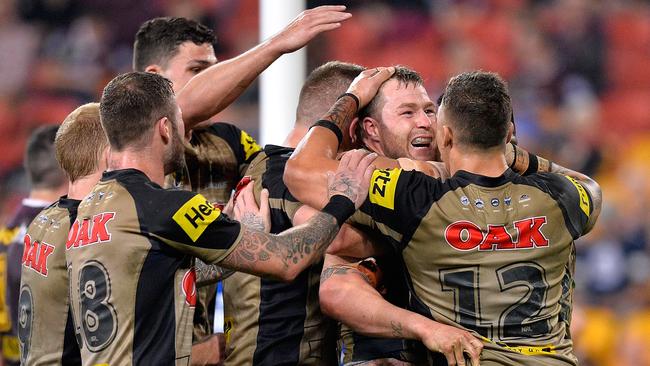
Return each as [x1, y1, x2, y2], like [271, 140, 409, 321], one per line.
[420, 323, 482, 366]
[234, 182, 271, 233]
[269, 5, 352, 54]
[346, 67, 396, 109]
[327, 149, 377, 209]
[190, 333, 226, 365]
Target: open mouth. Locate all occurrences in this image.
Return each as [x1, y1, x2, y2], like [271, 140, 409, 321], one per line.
[410, 136, 433, 149]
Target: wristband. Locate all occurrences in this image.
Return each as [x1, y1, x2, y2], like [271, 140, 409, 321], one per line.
[310, 120, 343, 147]
[322, 195, 356, 227]
[338, 92, 360, 111]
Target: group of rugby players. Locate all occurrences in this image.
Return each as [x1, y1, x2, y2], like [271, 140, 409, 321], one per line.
[0, 4, 602, 366]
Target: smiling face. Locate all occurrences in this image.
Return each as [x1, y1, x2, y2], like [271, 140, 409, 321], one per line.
[372, 79, 437, 161]
[158, 41, 217, 93]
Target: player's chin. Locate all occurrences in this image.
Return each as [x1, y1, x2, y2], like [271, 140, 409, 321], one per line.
[408, 145, 437, 161]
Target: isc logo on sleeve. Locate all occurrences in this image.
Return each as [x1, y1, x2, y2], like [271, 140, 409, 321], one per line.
[369, 169, 402, 210]
[563, 176, 590, 217]
[173, 194, 221, 242]
[240, 130, 261, 161]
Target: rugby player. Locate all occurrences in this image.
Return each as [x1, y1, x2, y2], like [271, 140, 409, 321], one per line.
[290, 68, 603, 365]
[64, 71, 375, 364]
[17, 103, 107, 364]
[221, 61, 366, 365]
[133, 8, 351, 357]
[1, 126, 67, 366]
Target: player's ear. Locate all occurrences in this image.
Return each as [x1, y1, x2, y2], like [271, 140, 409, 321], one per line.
[157, 117, 172, 144]
[362, 116, 381, 143]
[506, 122, 514, 144]
[145, 64, 162, 74]
[442, 125, 453, 150]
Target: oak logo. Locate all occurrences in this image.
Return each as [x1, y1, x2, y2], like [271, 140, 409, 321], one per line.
[444, 217, 549, 251]
[66, 212, 115, 250]
[173, 194, 221, 242]
[22, 234, 54, 276]
[369, 169, 402, 210]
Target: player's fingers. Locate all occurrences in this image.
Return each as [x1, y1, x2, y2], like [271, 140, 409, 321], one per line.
[338, 149, 353, 169]
[239, 181, 254, 208]
[363, 163, 376, 184]
[310, 5, 347, 13]
[309, 22, 342, 36]
[443, 349, 457, 366]
[343, 149, 367, 169]
[259, 188, 270, 216]
[454, 341, 467, 366]
[370, 66, 396, 82]
[308, 10, 352, 26]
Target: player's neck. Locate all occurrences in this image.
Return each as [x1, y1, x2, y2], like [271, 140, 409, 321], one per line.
[68, 171, 103, 200]
[448, 146, 509, 178]
[107, 149, 166, 186]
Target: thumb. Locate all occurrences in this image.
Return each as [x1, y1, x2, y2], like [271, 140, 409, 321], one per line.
[259, 188, 270, 216]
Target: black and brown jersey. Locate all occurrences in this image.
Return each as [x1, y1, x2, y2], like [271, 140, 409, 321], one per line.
[351, 168, 594, 366]
[2, 200, 50, 364]
[222, 145, 338, 366]
[167, 122, 261, 206]
[18, 197, 81, 365]
[165, 122, 261, 341]
[65, 169, 243, 365]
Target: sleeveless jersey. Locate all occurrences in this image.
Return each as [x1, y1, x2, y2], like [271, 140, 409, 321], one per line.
[351, 168, 593, 365]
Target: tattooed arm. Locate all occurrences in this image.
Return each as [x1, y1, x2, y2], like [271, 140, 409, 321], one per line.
[221, 149, 377, 282]
[320, 254, 483, 365]
[195, 260, 234, 287]
[285, 67, 396, 209]
[506, 143, 602, 233]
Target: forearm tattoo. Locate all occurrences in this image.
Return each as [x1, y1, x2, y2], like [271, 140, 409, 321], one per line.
[390, 320, 404, 338]
[195, 259, 233, 287]
[320, 264, 372, 285]
[224, 212, 339, 274]
[240, 212, 266, 231]
[321, 95, 357, 130]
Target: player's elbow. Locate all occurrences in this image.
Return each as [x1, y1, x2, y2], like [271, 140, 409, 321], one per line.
[319, 277, 352, 319]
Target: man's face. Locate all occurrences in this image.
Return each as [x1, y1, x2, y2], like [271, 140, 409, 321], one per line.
[163, 105, 186, 175]
[160, 41, 217, 93]
[373, 79, 437, 161]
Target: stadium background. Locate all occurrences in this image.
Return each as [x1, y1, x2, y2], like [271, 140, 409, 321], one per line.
[0, 0, 649, 364]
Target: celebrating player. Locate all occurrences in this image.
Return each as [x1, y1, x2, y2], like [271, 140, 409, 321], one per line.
[17, 103, 107, 364]
[64, 71, 374, 364]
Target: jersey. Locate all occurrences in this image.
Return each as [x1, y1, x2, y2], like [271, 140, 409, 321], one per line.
[222, 145, 338, 366]
[165, 122, 261, 342]
[18, 197, 81, 365]
[2, 199, 50, 364]
[351, 168, 594, 366]
[65, 169, 243, 365]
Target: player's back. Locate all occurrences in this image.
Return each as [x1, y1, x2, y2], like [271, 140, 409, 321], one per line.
[356, 168, 593, 365]
[19, 197, 81, 365]
[222, 145, 337, 366]
[66, 169, 242, 365]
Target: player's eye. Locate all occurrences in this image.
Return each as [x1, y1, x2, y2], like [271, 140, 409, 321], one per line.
[425, 109, 435, 115]
[401, 110, 414, 117]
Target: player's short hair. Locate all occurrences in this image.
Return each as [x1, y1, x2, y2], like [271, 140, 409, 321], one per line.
[24, 125, 67, 190]
[359, 66, 424, 121]
[55, 103, 107, 182]
[100, 72, 176, 151]
[133, 17, 215, 71]
[441, 71, 512, 149]
[296, 61, 365, 126]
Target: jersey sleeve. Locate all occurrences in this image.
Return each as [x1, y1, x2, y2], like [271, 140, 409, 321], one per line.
[147, 190, 243, 264]
[538, 173, 594, 239]
[350, 168, 441, 250]
[208, 123, 261, 174]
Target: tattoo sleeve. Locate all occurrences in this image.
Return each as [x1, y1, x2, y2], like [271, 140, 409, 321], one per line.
[320, 264, 373, 286]
[321, 95, 357, 131]
[222, 211, 340, 278]
[195, 259, 234, 287]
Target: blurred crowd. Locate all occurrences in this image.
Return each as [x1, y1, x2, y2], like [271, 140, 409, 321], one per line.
[0, 0, 649, 364]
